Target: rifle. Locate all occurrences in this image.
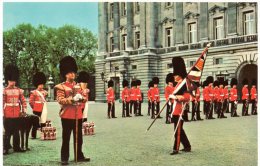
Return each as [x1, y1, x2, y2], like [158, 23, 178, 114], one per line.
[253, 100, 257, 115]
[232, 101, 238, 117]
[191, 101, 198, 120]
[206, 101, 213, 119]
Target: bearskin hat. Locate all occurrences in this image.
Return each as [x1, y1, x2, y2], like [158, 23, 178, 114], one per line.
[252, 79, 257, 86]
[4, 64, 19, 83]
[33, 72, 47, 87]
[122, 79, 129, 87]
[213, 80, 219, 87]
[203, 80, 208, 88]
[148, 81, 154, 88]
[230, 78, 238, 87]
[136, 79, 141, 86]
[131, 80, 136, 87]
[59, 56, 78, 78]
[242, 79, 248, 86]
[77, 71, 90, 83]
[108, 80, 114, 88]
[224, 80, 229, 87]
[166, 73, 174, 84]
[172, 57, 187, 78]
[206, 76, 214, 85]
[152, 77, 159, 84]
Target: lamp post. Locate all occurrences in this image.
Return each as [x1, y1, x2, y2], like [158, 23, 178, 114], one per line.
[100, 72, 107, 94]
[47, 75, 54, 101]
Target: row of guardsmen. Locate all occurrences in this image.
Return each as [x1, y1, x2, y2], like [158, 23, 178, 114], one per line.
[106, 75, 257, 123]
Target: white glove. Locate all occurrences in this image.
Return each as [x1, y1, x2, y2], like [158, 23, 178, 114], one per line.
[169, 94, 177, 100]
[73, 94, 83, 101]
[168, 101, 172, 106]
[234, 101, 238, 104]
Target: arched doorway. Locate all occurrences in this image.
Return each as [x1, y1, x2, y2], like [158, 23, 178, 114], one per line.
[236, 63, 258, 100]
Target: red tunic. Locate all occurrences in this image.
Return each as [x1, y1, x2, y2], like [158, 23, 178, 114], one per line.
[55, 81, 86, 119]
[151, 87, 160, 102]
[250, 87, 257, 100]
[171, 90, 190, 116]
[164, 85, 174, 101]
[106, 87, 115, 103]
[219, 87, 224, 102]
[121, 87, 130, 102]
[29, 89, 48, 112]
[130, 87, 137, 101]
[136, 88, 142, 101]
[223, 87, 229, 99]
[203, 86, 209, 101]
[3, 86, 27, 118]
[242, 86, 249, 100]
[209, 86, 214, 101]
[147, 88, 153, 101]
[191, 87, 200, 101]
[230, 88, 237, 101]
[214, 87, 220, 102]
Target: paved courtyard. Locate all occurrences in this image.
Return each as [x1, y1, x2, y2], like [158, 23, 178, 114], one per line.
[3, 101, 258, 166]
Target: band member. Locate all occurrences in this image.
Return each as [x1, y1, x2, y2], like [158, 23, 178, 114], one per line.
[191, 85, 203, 121]
[3, 64, 27, 154]
[223, 80, 229, 114]
[218, 79, 227, 118]
[206, 76, 215, 119]
[165, 73, 174, 124]
[202, 80, 208, 115]
[136, 79, 143, 116]
[77, 71, 90, 122]
[151, 77, 161, 119]
[230, 78, 239, 117]
[250, 79, 257, 115]
[106, 80, 116, 118]
[147, 81, 154, 116]
[55, 56, 90, 165]
[169, 57, 191, 155]
[242, 79, 250, 116]
[121, 79, 131, 117]
[130, 80, 137, 116]
[29, 72, 48, 139]
[213, 80, 219, 114]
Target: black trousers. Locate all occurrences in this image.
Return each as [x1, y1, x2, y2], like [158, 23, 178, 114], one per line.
[191, 101, 201, 120]
[172, 115, 191, 151]
[31, 111, 46, 138]
[107, 102, 115, 118]
[217, 102, 225, 118]
[166, 102, 173, 123]
[137, 101, 142, 115]
[151, 101, 160, 118]
[61, 118, 84, 162]
[130, 100, 137, 115]
[230, 101, 238, 117]
[4, 118, 20, 151]
[214, 101, 218, 114]
[206, 101, 213, 118]
[148, 101, 151, 115]
[122, 102, 129, 117]
[203, 100, 206, 115]
[242, 100, 249, 116]
[223, 99, 228, 113]
[251, 100, 257, 115]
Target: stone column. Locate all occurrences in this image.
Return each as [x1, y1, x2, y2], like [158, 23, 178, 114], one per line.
[113, 2, 120, 51]
[199, 2, 208, 41]
[148, 2, 157, 48]
[227, 2, 237, 37]
[140, 2, 147, 48]
[126, 2, 133, 50]
[175, 2, 184, 44]
[98, 2, 108, 59]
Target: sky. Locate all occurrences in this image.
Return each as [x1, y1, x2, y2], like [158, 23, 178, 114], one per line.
[3, 2, 98, 34]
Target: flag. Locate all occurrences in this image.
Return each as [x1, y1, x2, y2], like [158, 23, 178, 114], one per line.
[173, 45, 209, 95]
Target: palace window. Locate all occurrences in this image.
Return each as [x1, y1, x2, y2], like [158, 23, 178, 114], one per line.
[121, 2, 126, 16]
[122, 34, 127, 50]
[214, 17, 224, 39]
[188, 23, 197, 43]
[244, 11, 256, 35]
[214, 58, 223, 65]
[165, 27, 172, 47]
[110, 37, 114, 52]
[110, 3, 114, 20]
[135, 32, 140, 49]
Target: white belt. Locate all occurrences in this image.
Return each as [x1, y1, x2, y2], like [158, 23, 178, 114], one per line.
[246, 94, 249, 95]
[5, 103, 19, 106]
[35, 101, 44, 103]
[155, 95, 159, 96]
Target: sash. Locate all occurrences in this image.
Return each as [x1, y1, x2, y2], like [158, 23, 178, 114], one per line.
[36, 90, 48, 124]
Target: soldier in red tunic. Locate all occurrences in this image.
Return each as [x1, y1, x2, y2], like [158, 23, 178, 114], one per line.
[55, 56, 90, 165]
[147, 81, 153, 116]
[121, 79, 131, 117]
[29, 72, 48, 139]
[223, 80, 229, 114]
[106, 80, 116, 119]
[218, 79, 227, 118]
[130, 80, 137, 115]
[206, 76, 215, 119]
[3, 64, 27, 154]
[169, 57, 191, 155]
[77, 71, 90, 122]
[202, 80, 208, 116]
[136, 79, 143, 116]
[250, 79, 257, 115]
[151, 77, 161, 119]
[242, 79, 250, 116]
[213, 80, 219, 114]
[165, 73, 174, 124]
[230, 78, 239, 117]
[191, 84, 203, 121]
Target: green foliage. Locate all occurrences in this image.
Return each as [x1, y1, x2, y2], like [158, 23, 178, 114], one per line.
[3, 23, 97, 88]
